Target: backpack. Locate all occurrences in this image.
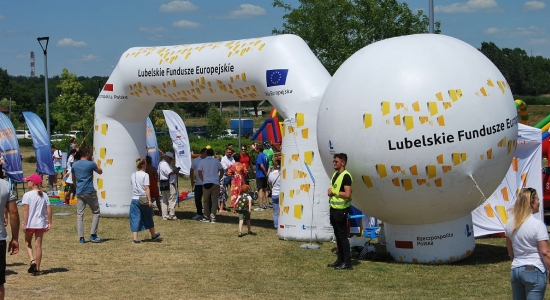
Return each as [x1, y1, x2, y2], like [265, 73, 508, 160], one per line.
[235, 193, 250, 212]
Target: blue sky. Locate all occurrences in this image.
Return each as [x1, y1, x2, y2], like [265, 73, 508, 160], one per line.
[0, 0, 548, 77]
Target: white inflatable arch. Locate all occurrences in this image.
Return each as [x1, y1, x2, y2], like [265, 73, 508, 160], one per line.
[96, 34, 517, 264]
[94, 34, 334, 240]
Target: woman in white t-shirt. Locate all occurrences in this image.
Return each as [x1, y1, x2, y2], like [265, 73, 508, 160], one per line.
[268, 161, 281, 229]
[505, 188, 550, 299]
[129, 157, 161, 244]
[21, 173, 52, 276]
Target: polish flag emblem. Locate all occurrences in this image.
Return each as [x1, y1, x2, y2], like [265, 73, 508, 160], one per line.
[104, 83, 114, 91]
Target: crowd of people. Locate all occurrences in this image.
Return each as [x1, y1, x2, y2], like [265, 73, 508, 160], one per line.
[189, 142, 281, 235]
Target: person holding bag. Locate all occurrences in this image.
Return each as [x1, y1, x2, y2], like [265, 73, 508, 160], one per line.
[129, 157, 161, 244]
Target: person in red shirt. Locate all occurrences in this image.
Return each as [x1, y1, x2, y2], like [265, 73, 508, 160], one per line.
[238, 146, 253, 184]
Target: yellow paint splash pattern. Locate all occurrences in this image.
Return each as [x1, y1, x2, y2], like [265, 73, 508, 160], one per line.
[364, 113, 373, 128]
[501, 187, 509, 201]
[484, 204, 495, 217]
[362, 175, 373, 188]
[295, 113, 304, 127]
[301, 128, 309, 139]
[426, 165, 437, 179]
[124, 39, 265, 66]
[376, 164, 388, 178]
[496, 205, 508, 224]
[393, 114, 401, 126]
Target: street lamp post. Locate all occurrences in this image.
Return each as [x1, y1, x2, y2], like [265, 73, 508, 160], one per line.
[96, 80, 102, 97]
[37, 36, 50, 135]
[6, 84, 11, 120]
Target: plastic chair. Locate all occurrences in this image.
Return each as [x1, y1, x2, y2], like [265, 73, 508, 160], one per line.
[347, 214, 365, 237]
[363, 218, 379, 242]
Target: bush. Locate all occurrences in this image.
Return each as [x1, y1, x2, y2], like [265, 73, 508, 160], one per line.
[156, 134, 254, 155]
[515, 95, 550, 105]
[17, 138, 34, 147]
[24, 155, 37, 163]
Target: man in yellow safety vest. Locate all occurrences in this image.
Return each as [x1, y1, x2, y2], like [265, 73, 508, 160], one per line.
[327, 153, 353, 270]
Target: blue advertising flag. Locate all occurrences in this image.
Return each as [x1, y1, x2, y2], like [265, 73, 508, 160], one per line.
[22, 112, 54, 176]
[146, 117, 160, 168]
[266, 69, 289, 87]
[0, 114, 24, 182]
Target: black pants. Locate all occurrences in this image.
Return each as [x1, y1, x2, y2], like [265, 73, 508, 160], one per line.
[330, 207, 351, 264]
[194, 185, 203, 215]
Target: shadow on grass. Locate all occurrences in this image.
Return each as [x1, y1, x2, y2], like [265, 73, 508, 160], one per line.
[455, 242, 508, 265]
[42, 267, 69, 275]
[174, 209, 278, 229]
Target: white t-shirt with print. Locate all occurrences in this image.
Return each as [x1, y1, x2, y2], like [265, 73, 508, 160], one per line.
[52, 150, 63, 167]
[21, 190, 50, 229]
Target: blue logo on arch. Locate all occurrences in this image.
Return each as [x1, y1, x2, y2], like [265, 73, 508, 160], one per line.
[266, 69, 289, 87]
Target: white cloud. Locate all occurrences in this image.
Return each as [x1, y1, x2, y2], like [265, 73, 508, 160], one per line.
[484, 26, 546, 38]
[159, 1, 197, 12]
[82, 54, 98, 61]
[228, 4, 266, 18]
[139, 27, 166, 34]
[57, 38, 87, 47]
[435, 0, 503, 13]
[172, 20, 200, 28]
[523, 1, 546, 11]
[528, 38, 550, 45]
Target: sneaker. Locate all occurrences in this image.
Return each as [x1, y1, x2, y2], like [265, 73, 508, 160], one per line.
[210, 218, 216, 224]
[200, 217, 211, 222]
[151, 232, 161, 241]
[247, 231, 257, 236]
[254, 207, 265, 211]
[238, 232, 243, 238]
[132, 240, 142, 244]
[192, 214, 203, 221]
[89, 235, 104, 243]
[79, 237, 85, 244]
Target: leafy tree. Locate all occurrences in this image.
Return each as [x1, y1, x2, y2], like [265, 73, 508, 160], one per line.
[272, 0, 440, 74]
[480, 42, 550, 96]
[206, 105, 227, 137]
[51, 68, 95, 134]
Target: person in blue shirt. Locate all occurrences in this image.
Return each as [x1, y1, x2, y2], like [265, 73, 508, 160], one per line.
[71, 147, 104, 244]
[254, 144, 269, 211]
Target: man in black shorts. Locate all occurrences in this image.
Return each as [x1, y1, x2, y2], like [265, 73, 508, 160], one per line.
[254, 144, 269, 211]
[0, 179, 20, 298]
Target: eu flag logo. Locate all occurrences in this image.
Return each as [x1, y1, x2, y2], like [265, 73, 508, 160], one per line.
[266, 69, 289, 87]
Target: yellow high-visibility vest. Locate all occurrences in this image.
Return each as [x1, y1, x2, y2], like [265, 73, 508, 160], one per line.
[329, 170, 352, 209]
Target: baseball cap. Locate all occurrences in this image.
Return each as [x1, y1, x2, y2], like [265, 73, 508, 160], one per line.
[164, 152, 174, 159]
[23, 174, 43, 185]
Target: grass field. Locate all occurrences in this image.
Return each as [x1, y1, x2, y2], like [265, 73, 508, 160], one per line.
[5, 201, 513, 300]
[7, 105, 550, 299]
